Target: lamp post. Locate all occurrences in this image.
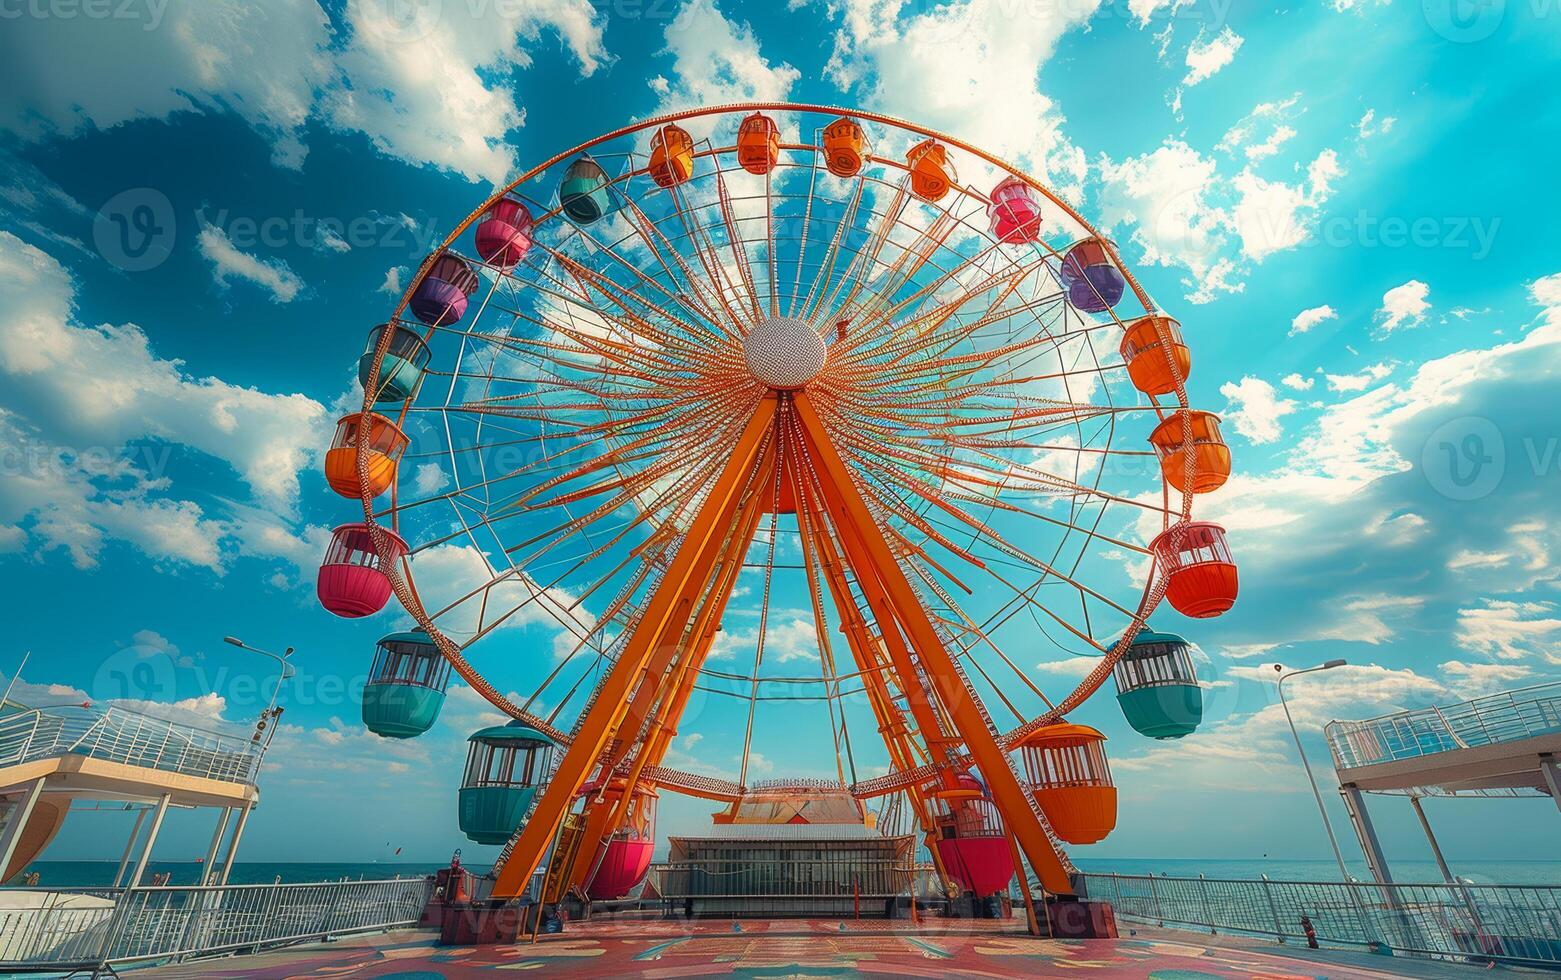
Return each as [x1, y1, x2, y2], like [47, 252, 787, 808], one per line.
[1275, 660, 1352, 883]
[223, 636, 295, 753]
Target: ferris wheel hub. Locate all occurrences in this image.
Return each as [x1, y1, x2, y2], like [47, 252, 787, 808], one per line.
[742, 316, 827, 390]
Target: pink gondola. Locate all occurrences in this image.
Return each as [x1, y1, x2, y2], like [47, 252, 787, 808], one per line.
[317, 523, 408, 619]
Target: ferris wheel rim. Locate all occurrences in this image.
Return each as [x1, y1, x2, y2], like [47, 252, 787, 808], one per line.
[351, 102, 1199, 797]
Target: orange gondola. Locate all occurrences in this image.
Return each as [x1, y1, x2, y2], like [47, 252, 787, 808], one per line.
[649, 123, 695, 188]
[324, 412, 409, 500]
[1148, 410, 1231, 494]
[1013, 723, 1117, 845]
[822, 116, 869, 178]
[737, 112, 781, 175]
[1120, 314, 1191, 396]
[1151, 521, 1239, 619]
[906, 139, 957, 202]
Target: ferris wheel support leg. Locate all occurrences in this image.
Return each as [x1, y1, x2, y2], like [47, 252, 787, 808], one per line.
[566, 487, 768, 895]
[794, 441, 966, 903]
[490, 396, 781, 901]
[803, 499, 955, 897]
[792, 391, 1075, 897]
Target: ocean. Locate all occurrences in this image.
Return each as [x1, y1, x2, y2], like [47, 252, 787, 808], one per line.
[21, 858, 1561, 890]
[1070, 857, 1561, 886]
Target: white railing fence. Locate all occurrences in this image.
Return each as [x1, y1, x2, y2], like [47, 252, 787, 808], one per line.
[0, 704, 262, 785]
[0, 877, 433, 971]
[1077, 872, 1561, 967]
[1326, 681, 1561, 770]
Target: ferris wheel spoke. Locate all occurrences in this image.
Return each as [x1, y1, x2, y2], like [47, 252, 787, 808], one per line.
[837, 269, 1033, 371]
[799, 177, 866, 322]
[913, 577, 1056, 709]
[663, 180, 755, 335]
[614, 197, 734, 337]
[710, 165, 767, 325]
[544, 221, 727, 340]
[843, 206, 962, 333]
[858, 460, 1143, 624]
[819, 182, 909, 322]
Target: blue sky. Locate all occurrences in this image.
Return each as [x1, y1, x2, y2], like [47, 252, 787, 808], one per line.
[2, 0, 1559, 873]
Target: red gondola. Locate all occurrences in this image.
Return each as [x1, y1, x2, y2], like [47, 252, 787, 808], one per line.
[1151, 522, 1238, 618]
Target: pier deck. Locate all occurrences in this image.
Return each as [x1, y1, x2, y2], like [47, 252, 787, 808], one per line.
[135, 919, 1513, 978]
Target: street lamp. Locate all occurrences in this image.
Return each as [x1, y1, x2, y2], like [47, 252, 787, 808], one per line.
[1275, 660, 1352, 883]
[223, 636, 296, 751]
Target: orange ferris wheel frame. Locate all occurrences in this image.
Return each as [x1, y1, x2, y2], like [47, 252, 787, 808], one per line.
[351, 103, 1207, 903]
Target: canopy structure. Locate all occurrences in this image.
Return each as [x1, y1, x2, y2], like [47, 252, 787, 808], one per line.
[1327, 681, 1561, 887]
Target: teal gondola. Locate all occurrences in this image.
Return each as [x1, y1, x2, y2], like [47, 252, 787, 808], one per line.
[357, 323, 430, 403]
[558, 157, 611, 225]
[458, 721, 556, 845]
[1114, 629, 1204, 740]
[361, 631, 449, 739]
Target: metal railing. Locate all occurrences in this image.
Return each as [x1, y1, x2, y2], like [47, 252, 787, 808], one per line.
[0, 877, 433, 971]
[1076, 872, 1561, 966]
[0, 704, 261, 785]
[1326, 681, 1561, 771]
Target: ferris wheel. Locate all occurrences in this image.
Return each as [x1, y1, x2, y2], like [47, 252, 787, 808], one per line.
[314, 104, 1238, 905]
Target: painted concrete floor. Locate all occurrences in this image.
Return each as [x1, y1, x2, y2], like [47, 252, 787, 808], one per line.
[132, 919, 1534, 979]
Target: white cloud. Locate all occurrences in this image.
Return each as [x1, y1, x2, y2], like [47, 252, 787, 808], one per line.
[1454, 600, 1561, 661]
[1356, 108, 1397, 139]
[197, 224, 304, 303]
[324, 0, 607, 183]
[709, 616, 819, 664]
[1096, 140, 1236, 303]
[1245, 125, 1296, 162]
[0, 233, 328, 571]
[1217, 95, 1302, 156]
[1377, 280, 1431, 333]
[0, 0, 607, 182]
[821, 0, 1100, 200]
[1281, 372, 1315, 391]
[413, 463, 451, 496]
[1439, 659, 1533, 697]
[648, 2, 799, 117]
[0, 1, 331, 168]
[1183, 27, 1244, 87]
[1324, 362, 1394, 392]
[1291, 305, 1338, 336]
[1219, 377, 1298, 445]
[378, 265, 408, 295]
[1231, 152, 1341, 260]
[1033, 657, 1098, 678]
[1098, 139, 1342, 303]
